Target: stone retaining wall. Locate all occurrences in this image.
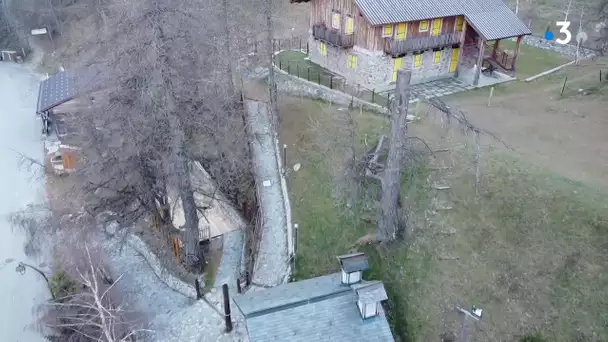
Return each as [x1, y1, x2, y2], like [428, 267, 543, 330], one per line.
[125, 234, 199, 298]
[515, 35, 596, 59]
[275, 66, 392, 115]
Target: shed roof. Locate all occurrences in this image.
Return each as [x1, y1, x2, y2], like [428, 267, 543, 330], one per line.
[234, 273, 394, 341]
[337, 252, 369, 273]
[354, 0, 531, 40]
[36, 64, 108, 114]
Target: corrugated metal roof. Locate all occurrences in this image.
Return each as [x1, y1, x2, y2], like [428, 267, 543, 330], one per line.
[36, 64, 108, 113]
[354, 0, 531, 40]
[37, 70, 75, 114]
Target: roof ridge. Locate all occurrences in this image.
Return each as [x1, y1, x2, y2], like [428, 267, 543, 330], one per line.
[245, 286, 353, 318]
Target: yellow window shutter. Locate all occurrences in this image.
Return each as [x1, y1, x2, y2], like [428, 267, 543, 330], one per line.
[392, 57, 403, 82]
[319, 42, 326, 56]
[414, 54, 422, 68]
[332, 13, 340, 29]
[433, 51, 441, 64]
[346, 17, 354, 35]
[450, 48, 459, 72]
[456, 16, 464, 31]
[348, 55, 357, 68]
[383, 25, 393, 37]
[431, 18, 442, 36]
[419, 20, 429, 32]
[396, 23, 407, 41]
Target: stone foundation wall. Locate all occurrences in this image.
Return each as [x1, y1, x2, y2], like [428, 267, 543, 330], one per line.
[308, 38, 455, 89]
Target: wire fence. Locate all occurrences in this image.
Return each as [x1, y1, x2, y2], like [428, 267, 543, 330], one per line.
[241, 35, 395, 110]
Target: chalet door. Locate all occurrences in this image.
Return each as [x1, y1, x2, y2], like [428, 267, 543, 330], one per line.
[431, 18, 442, 36]
[392, 57, 403, 82]
[450, 48, 459, 72]
[395, 23, 407, 41]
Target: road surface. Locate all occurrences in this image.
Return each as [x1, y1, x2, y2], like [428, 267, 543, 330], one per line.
[0, 61, 49, 341]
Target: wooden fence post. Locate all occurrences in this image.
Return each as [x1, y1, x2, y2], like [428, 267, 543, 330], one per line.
[307, 67, 310, 81]
[561, 77, 568, 96]
[317, 72, 321, 84]
[287, 62, 291, 75]
[222, 284, 233, 332]
[236, 278, 242, 294]
[371, 88, 376, 103]
[297, 65, 300, 78]
[330, 75, 333, 89]
[600, 70, 602, 83]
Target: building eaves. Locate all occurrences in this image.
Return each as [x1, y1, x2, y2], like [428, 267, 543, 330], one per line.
[354, 0, 531, 41]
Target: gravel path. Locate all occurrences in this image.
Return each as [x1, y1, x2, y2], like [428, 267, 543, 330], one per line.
[214, 230, 246, 289]
[101, 233, 248, 341]
[245, 100, 290, 287]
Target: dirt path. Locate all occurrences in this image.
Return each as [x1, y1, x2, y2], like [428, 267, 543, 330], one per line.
[446, 60, 608, 189]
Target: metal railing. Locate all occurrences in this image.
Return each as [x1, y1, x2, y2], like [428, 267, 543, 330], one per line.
[384, 32, 461, 57]
[312, 24, 355, 49]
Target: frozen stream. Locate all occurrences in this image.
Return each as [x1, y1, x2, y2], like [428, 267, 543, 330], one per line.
[0, 61, 49, 341]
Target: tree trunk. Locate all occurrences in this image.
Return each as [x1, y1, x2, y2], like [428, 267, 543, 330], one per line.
[222, 0, 236, 96]
[377, 70, 411, 241]
[265, 0, 279, 126]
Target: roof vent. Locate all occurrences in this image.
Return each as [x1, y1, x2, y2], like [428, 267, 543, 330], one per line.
[355, 281, 388, 319]
[337, 252, 368, 285]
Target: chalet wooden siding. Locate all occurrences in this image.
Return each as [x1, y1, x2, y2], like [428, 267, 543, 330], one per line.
[311, 0, 358, 32]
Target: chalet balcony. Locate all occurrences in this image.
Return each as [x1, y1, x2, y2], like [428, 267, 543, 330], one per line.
[312, 24, 355, 49]
[384, 32, 461, 57]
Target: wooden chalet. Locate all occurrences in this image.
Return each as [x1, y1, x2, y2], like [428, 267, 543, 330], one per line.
[299, 0, 531, 88]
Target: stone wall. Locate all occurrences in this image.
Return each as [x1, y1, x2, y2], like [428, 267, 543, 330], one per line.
[274, 65, 391, 115]
[308, 38, 455, 89]
[513, 35, 596, 59]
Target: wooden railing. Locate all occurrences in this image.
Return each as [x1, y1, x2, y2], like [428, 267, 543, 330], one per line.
[384, 32, 461, 57]
[312, 24, 355, 49]
[483, 42, 515, 71]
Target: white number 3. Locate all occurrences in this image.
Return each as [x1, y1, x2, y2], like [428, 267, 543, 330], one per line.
[556, 21, 572, 45]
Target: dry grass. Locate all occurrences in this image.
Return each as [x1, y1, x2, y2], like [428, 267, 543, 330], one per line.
[278, 90, 608, 341]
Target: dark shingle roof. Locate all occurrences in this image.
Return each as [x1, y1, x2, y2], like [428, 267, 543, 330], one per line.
[337, 252, 369, 273]
[354, 0, 531, 40]
[235, 273, 350, 317]
[36, 64, 108, 114]
[234, 273, 394, 341]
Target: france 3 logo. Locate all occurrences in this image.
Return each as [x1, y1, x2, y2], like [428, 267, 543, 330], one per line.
[545, 21, 587, 45]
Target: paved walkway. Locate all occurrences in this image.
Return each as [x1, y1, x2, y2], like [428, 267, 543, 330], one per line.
[410, 78, 475, 99]
[100, 232, 248, 341]
[214, 230, 246, 290]
[245, 100, 291, 287]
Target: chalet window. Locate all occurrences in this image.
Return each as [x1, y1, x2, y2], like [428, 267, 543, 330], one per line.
[347, 55, 357, 68]
[331, 12, 341, 30]
[382, 24, 393, 37]
[419, 20, 429, 32]
[319, 42, 327, 56]
[395, 23, 407, 41]
[345, 16, 354, 35]
[455, 16, 464, 32]
[433, 50, 441, 64]
[413, 53, 422, 68]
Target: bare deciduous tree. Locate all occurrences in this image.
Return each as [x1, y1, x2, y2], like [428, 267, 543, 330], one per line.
[42, 244, 149, 341]
[378, 70, 412, 241]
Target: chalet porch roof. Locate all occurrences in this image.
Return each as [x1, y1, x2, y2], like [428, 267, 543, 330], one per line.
[354, 0, 531, 41]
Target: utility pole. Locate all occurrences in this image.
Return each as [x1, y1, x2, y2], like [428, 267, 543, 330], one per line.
[456, 305, 483, 342]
